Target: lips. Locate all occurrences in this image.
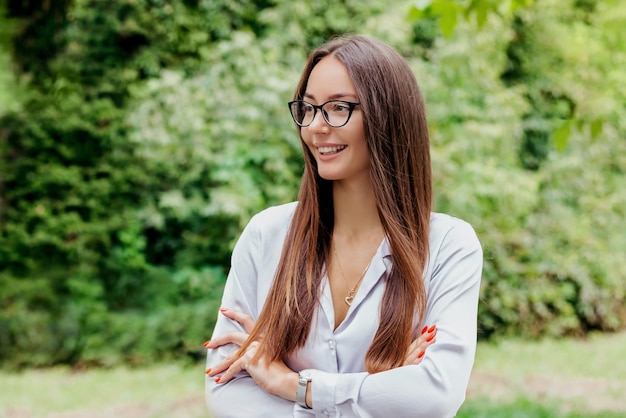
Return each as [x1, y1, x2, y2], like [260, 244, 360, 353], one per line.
[317, 145, 347, 155]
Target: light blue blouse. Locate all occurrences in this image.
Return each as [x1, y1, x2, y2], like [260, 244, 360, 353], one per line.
[206, 201, 483, 418]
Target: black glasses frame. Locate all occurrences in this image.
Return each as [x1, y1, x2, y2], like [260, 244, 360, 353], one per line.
[288, 100, 360, 128]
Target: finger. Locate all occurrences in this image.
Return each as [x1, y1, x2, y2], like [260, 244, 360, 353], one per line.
[205, 331, 249, 349]
[404, 327, 437, 365]
[404, 339, 429, 365]
[414, 328, 437, 351]
[404, 339, 436, 366]
[207, 350, 240, 376]
[219, 308, 256, 333]
[403, 339, 422, 365]
[215, 342, 259, 384]
[213, 357, 245, 384]
[404, 352, 422, 365]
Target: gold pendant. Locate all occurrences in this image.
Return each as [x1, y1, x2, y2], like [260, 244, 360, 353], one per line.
[344, 295, 354, 306]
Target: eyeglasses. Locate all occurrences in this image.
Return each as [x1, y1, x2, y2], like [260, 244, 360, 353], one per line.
[288, 100, 360, 128]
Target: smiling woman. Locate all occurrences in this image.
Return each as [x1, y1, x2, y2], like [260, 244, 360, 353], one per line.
[297, 55, 369, 184]
[204, 34, 483, 418]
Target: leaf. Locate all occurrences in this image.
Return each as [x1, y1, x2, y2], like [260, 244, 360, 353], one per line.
[413, 0, 435, 10]
[408, 5, 425, 21]
[590, 120, 603, 139]
[430, 1, 463, 37]
[475, 6, 488, 28]
[552, 120, 572, 152]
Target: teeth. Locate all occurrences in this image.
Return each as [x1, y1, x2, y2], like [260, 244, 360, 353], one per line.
[318, 145, 347, 154]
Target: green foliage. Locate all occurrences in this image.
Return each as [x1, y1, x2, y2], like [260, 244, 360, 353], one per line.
[458, 397, 626, 418]
[421, 0, 626, 338]
[409, 0, 536, 37]
[0, 7, 24, 113]
[0, 0, 625, 368]
[0, 0, 299, 367]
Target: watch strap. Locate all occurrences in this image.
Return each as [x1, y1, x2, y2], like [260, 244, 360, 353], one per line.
[296, 371, 312, 409]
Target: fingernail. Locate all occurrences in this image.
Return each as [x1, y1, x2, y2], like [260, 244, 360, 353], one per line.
[219, 308, 227, 313]
[418, 350, 425, 359]
[204, 368, 211, 375]
[202, 340, 211, 347]
[428, 325, 436, 333]
[215, 376, 221, 383]
[426, 334, 435, 342]
[421, 326, 428, 334]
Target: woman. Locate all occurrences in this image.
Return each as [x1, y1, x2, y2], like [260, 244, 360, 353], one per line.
[204, 34, 482, 417]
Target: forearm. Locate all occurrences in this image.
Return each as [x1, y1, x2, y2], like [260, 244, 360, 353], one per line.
[206, 375, 296, 418]
[308, 355, 471, 418]
[207, 337, 309, 412]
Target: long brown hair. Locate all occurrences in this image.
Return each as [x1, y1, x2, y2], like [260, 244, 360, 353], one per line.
[239, 35, 432, 373]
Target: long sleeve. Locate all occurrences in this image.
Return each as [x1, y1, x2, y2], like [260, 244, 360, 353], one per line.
[302, 216, 482, 418]
[205, 205, 483, 418]
[205, 203, 298, 418]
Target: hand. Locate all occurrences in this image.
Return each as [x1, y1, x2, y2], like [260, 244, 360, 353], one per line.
[403, 324, 437, 366]
[205, 308, 297, 401]
[205, 308, 257, 350]
[214, 340, 296, 398]
[205, 308, 258, 377]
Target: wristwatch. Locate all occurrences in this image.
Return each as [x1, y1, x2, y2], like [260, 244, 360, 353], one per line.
[296, 370, 313, 409]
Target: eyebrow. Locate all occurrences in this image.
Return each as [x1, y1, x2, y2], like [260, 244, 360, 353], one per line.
[303, 92, 358, 101]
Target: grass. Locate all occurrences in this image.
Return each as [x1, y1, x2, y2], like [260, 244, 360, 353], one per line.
[1, 331, 625, 417]
[474, 331, 626, 380]
[0, 364, 207, 418]
[461, 331, 626, 417]
[458, 397, 626, 418]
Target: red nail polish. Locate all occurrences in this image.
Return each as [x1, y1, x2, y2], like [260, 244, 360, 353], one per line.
[215, 376, 221, 383]
[426, 334, 435, 342]
[418, 350, 425, 359]
[219, 308, 227, 313]
[421, 326, 428, 334]
[428, 325, 436, 333]
[204, 368, 211, 375]
[202, 340, 211, 347]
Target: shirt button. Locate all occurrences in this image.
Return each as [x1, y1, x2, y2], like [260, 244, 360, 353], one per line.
[322, 409, 330, 417]
[328, 340, 335, 350]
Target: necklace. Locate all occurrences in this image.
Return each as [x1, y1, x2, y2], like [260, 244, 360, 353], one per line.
[332, 245, 373, 306]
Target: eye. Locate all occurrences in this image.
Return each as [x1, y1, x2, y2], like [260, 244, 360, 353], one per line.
[302, 103, 315, 114]
[330, 102, 350, 112]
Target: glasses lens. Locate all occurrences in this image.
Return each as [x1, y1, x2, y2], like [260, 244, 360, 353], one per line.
[322, 101, 352, 127]
[290, 101, 314, 126]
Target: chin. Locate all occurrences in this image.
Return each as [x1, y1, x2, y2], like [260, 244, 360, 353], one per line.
[318, 173, 341, 181]
[316, 168, 344, 181]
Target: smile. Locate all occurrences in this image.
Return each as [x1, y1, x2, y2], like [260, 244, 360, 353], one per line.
[317, 145, 347, 155]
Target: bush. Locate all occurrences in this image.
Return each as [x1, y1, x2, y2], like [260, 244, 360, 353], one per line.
[0, 0, 625, 368]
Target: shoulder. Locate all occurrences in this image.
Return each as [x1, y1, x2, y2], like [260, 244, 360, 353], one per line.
[429, 212, 482, 256]
[425, 212, 483, 289]
[230, 201, 297, 268]
[246, 201, 298, 235]
[235, 201, 297, 249]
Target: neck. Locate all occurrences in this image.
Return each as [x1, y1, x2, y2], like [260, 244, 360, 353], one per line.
[332, 177, 383, 241]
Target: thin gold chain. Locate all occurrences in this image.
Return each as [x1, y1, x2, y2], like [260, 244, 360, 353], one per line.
[332, 244, 373, 306]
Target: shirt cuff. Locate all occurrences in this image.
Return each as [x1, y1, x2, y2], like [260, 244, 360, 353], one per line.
[307, 369, 368, 416]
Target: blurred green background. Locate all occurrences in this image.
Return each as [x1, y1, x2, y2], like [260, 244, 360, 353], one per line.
[0, 0, 625, 416]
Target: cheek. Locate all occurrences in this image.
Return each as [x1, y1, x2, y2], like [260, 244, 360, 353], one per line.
[347, 125, 367, 147]
[299, 133, 316, 157]
[300, 131, 313, 149]
[345, 115, 366, 143]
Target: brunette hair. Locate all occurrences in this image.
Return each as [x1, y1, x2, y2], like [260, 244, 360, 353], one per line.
[240, 35, 432, 373]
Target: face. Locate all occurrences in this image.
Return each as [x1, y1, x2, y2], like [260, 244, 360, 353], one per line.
[300, 55, 369, 183]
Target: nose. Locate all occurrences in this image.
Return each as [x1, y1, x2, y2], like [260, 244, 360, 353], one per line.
[306, 109, 330, 133]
